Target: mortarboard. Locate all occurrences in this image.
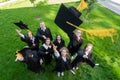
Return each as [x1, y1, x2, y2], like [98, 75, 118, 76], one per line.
[14, 21, 29, 29]
[68, 6, 81, 18]
[54, 4, 83, 37]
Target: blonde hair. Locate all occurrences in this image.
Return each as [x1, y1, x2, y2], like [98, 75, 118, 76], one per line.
[27, 30, 32, 35]
[74, 30, 83, 38]
[60, 47, 70, 59]
[40, 21, 45, 26]
[84, 43, 93, 54]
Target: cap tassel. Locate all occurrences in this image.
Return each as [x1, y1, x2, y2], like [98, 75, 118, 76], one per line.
[77, 0, 88, 11]
[66, 21, 118, 43]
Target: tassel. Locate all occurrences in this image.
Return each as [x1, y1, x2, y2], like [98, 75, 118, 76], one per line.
[77, 0, 88, 11]
[66, 21, 118, 43]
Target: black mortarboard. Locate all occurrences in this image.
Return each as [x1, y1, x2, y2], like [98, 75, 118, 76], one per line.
[14, 21, 28, 29]
[68, 6, 81, 18]
[54, 4, 83, 36]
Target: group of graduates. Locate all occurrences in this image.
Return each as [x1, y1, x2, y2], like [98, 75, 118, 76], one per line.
[15, 21, 99, 77]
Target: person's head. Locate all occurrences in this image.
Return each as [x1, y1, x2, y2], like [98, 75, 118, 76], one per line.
[45, 38, 51, 45]
[60, 47, 70, 58]
[84, 43, 93, 54]
[74, 30, 82, 38]
[27, 30, 33, 38]
[15, 51, 24, 62]
[40, 22, 46, 29]
[56, 34, 62, 41]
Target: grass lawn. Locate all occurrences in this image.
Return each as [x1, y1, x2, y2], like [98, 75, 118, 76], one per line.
[0, 0, 120, 80]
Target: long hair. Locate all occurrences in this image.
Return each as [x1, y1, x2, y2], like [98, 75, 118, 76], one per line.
[60, 47, 70, 59]
[74, 30, 83, 40]
[83, 43, 93, 54]
[27, 30, 34, 38]
[55, 34, 62, 41]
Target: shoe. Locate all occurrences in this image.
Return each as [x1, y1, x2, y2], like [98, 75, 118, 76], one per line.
[70, 70, 75, 75]
[95, 63, 99, 66]
[57, 72, 60, 77]
[73, 67, 78, 70]
[73, 67, 75, 70]
[75, 67, 78, 70]
[61, 72, 64, 76]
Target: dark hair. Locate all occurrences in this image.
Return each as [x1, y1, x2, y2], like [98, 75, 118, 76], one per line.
[55, 34, 62, 40]
[45, 38, 50, 41]
[45, 38, 52, 45]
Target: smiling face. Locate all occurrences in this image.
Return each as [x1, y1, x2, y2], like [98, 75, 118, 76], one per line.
[84, 44, 93, 54]
[15, 52, 24, 61]
[28, 31, 33, 38]
[60, 47, 69, 57]
[40, 22, 46, 29]
[57, 35, 61, 41]
[61, 49, 67, 57]
[75, 30, 82, 37]
[45, 38, 51, 45]
[85, 45, 92, 53]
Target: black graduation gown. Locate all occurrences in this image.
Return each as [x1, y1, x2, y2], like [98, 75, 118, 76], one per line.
[67, 34, 84, 56]
[16, 47, 34, 61]
[54, 56, 72, 72]
[21, 36, 39, 50]
[17, 47, 43, 73]
[72, 49, 95, 68]
[36, 27, 53, 43]
[53, 39, 65, 52]
[38, 44, 53, 65]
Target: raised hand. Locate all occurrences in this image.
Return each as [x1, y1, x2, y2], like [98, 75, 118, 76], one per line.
[53, 44, 57, 51]
[16, 29, 21, 34]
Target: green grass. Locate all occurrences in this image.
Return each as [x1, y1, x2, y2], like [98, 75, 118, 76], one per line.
[0, 0, 120, 80]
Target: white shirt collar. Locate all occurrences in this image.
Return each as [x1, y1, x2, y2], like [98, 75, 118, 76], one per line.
[43, 43, 51, 49]
[62, 56, 67, 62]
[41, 27, 46, 31]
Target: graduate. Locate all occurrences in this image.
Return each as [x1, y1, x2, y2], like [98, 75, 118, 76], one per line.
[25, 50, 44, 74]
[16, 29, 39, 50]
[36, 22, 53, 43]
[53, 45, 75, 77]
[67, 30, 84, 56]
[53, 34, 65, 52]
[15, 49, 26, 62]
[15, 47, 44, 73]
[72, 43, 99, 69]
[38, 38, 53, 65]
[54, 4, 83, 57]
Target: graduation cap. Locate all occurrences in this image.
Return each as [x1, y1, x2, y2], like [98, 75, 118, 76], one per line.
[14, 21, 28, 29]
[54, 4, 83, 36]
[68, 6, 81, 18]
